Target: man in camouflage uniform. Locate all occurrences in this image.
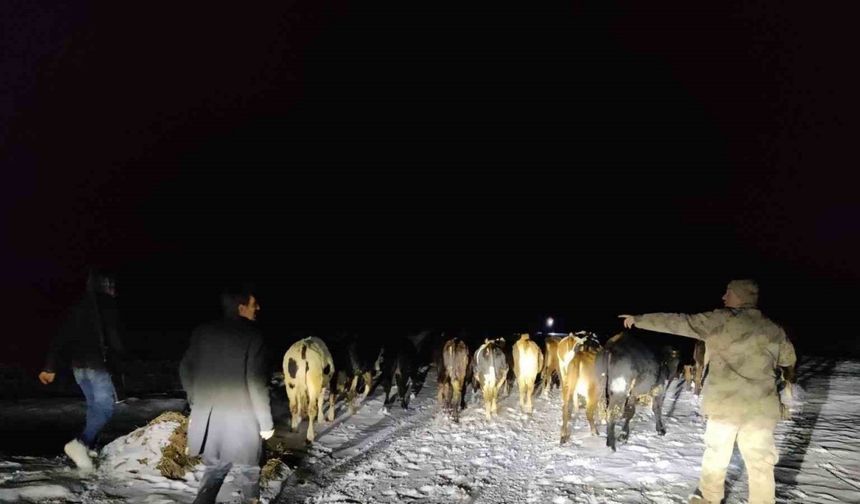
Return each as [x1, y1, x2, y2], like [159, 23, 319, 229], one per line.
[619, 279, 796, 504]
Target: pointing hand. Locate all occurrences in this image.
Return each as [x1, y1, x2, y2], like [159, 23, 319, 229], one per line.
[618, 314, 636, 329]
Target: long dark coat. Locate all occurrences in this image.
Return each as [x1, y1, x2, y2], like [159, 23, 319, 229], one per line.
[179, 318, 273, 465]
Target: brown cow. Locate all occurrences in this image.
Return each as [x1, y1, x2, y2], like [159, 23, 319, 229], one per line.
[556, 333, 577, 392]
[438, 338, 470, 421]
[540, 335, 562, 397]
[560, 335, 601, 443]
[556, 331, 596, 397]
[512, 333, 543, 414]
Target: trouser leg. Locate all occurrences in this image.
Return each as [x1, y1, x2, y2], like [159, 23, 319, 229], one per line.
[698, 419, 739, 504]
[81, 369, 116, 448]
[73, 368, 96, 445]
[737, 420, 778, 504]
[194, 461, 233, 504]
[231, 464, 261, 503]
[74, 368, 116, 448]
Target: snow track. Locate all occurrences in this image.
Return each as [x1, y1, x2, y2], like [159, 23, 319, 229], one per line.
[275, 357, 860, 504]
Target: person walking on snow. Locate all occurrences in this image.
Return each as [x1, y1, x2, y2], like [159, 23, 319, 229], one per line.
[619, 279, 796, 504]
[180, 285, 274, 504]
[38, 268, 126, 471]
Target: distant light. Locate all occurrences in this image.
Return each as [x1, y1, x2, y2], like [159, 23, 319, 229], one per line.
[546, 317, 554, 328]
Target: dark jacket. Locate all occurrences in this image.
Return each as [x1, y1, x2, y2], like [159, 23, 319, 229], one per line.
[44, 293, 125, 372]
[179, 317, 273, 466]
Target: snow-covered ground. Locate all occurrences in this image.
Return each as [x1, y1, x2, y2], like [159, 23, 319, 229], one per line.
[2, 356, 859, 503]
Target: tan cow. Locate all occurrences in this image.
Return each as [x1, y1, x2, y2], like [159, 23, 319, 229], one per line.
[283, 336, 335, 443]
[556, 333, 579, 395]
[560, 336, 601, 444]
[540, 335, 562, 397]
[512, 333, 543, 414]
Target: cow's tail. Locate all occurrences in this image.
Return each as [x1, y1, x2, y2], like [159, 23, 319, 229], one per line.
[298, 343, 310, 415]
[538, 347, 545, 376]
[603, 349, 612, 408]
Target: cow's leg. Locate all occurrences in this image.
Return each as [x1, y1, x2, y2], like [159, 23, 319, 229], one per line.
[316, 386, 326, 425]
[396, 370, 409, 409]
[361, 371, 372, 399]
[560, 380, 572, 444]
[606, 411, 617, 451]
[286, 382, 300, 432]
[494, 375, 505, 416]
[653, 390, 667, 436]
[586, 383, 599, 436]
[682, 365, 693, 391]
[540, 366, 549, 398]
[527, 381, 535, 414]
[694, 364, 704, 396]
[347, 374, 360, 413]
[482, 384, 493, 420]
[306, 390, 318, 443]
[619, 396, 635, 443]
[517, 377, 526, 411]
[327, 383, 336, 422]
[382, 372, 393, 405]
[569, 365, 581, 425]
[605, 393, 624, 451]
[437, 380, 448, 411]
[451, 379, 462, 422]
[491, 385, 499, 417]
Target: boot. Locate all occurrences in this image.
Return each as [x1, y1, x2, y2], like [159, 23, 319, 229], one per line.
[63, 439, 94, 471]
[688, 489, 724, 504]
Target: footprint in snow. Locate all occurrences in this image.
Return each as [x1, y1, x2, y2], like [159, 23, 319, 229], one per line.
[397, 487, 423, 499]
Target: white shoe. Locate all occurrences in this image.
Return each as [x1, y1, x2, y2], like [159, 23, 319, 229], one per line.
[64, 439, 94, 471]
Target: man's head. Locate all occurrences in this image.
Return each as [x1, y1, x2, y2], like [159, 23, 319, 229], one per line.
[221, 284, 260, 321]
[87, 268, 117, 298]
[723, 279, 759, 308]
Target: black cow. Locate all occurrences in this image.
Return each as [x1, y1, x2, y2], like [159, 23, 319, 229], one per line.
[331, 334, 382, 414]
[380, 337, 419, 409]
[660, 345, 682, 385]
[595, 332, 670, 451]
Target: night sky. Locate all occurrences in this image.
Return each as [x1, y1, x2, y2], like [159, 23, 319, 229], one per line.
[3, 2, 858, 367]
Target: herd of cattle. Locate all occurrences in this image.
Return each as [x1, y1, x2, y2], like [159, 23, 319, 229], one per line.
[280, 331, 707, 451]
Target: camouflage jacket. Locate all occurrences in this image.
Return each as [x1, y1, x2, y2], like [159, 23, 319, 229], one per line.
[634, 308, 796, 422]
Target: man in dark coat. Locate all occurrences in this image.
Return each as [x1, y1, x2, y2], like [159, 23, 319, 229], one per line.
[180, 285, 274, 504]
[38, 268, 126, 471]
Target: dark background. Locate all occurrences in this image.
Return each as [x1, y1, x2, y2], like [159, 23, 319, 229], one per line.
[2, 1, 858, 371]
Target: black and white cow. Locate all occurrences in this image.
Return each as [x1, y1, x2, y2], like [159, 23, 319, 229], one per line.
[472, 338, 509, 420]
[283, 336, 335, 443]
[595, 332, 670, 451]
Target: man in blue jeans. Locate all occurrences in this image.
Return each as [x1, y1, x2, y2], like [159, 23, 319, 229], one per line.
[39, 269, 126, 471]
